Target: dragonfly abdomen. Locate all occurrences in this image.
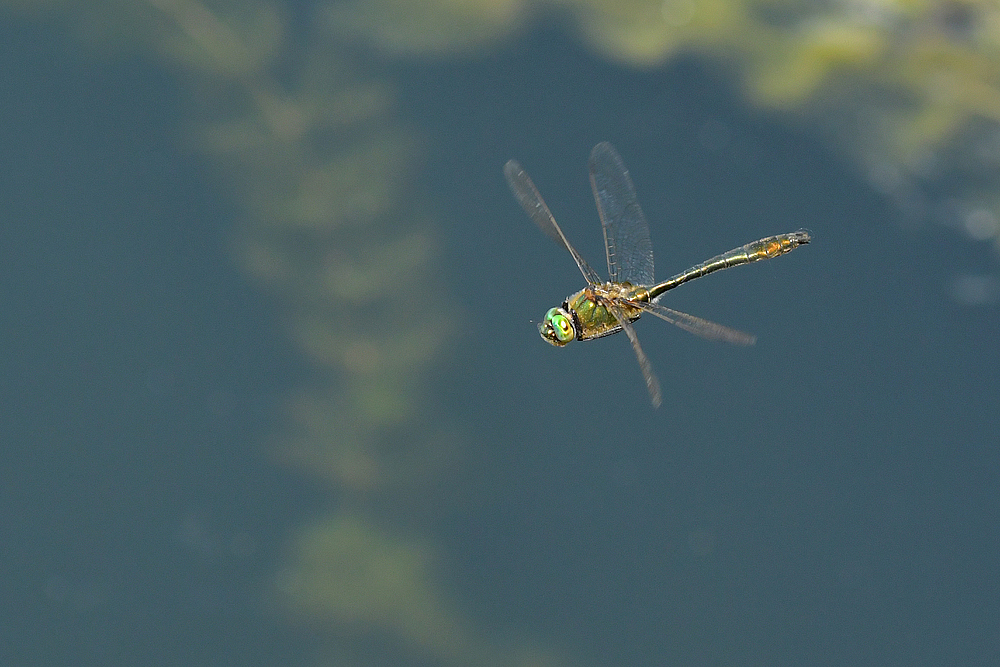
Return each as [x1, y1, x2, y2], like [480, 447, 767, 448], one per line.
[649, 230, 811, 299]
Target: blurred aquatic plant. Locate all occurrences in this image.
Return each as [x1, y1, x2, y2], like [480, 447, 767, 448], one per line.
[741, 0, 1000, 254]
[3, 0, 545, 663]
[278, 513, 566, 666]
[320, 0, 1000, 272]
[278, 514, 475, 662]
[320, 0, 526, 56]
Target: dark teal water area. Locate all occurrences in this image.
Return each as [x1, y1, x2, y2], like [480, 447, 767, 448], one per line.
[0, 18, 318, 666]
[3, 10, 1000, 667]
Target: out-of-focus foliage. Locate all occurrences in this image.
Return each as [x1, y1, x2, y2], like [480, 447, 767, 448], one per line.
[322, 0, 1000, 253]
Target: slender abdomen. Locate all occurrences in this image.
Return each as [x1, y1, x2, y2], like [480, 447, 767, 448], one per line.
[649, 230, 810, 299]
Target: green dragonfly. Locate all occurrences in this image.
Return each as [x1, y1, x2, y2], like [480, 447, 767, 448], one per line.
[504, 142, 810, 408]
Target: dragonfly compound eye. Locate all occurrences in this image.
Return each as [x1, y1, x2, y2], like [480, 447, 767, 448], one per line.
[540, 307, 575, 346]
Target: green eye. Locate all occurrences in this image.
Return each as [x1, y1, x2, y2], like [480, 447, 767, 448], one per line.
[540, 307, 575, 346]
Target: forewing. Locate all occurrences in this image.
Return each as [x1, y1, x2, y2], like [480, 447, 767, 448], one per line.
[505, 159, 602, 285]
[589, 142, 655, 286]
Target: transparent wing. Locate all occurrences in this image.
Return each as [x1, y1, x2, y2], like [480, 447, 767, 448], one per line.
[504, 159, 602, 285]
[636, 300, 757, 345]
[608, 302, 662, 408]
[589, 142, 655, 287]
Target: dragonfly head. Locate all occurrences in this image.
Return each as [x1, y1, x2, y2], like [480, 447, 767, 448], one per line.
[539, 307, 576, 346]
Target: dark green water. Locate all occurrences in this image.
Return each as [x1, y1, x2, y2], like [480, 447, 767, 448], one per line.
[0, 18, 317, 666]
[3, 12, 999, 667]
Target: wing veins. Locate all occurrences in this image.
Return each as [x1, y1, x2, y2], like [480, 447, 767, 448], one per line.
[505, 159, 602, 284]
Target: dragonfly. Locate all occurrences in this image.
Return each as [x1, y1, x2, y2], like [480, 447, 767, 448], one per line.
[504, 141, 810, 408]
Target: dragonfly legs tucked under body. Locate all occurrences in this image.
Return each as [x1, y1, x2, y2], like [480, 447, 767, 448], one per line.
[505, 142, 810, 407]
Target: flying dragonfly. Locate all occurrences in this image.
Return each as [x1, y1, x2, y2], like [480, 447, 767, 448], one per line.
[504, 142, 810, 408]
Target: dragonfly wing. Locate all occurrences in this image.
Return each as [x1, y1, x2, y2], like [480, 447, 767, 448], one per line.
[505, 159, 602, 285]
[637, 300, 757, 345]
[609, 302, 662, 408]
[589, 142, 655, 287]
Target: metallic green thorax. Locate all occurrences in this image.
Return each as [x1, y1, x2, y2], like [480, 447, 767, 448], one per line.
[560, 282, 648, 342]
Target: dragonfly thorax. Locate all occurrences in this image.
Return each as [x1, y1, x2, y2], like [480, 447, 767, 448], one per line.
[539, 307, 575, 346]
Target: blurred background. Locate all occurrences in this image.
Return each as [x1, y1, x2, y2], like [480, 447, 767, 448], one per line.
[2, 0, 999, 665]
